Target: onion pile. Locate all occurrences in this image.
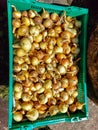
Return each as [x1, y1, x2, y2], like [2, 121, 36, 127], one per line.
[12, 6, 84, 122]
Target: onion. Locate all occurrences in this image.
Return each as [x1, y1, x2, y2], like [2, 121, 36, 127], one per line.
[43, 19, 53, 28]
[48, 98, 57, 106]
[37, 87, 45, 94]
[21, 11, 28, 17]
[56, 53, 65, 61]
[49, 105, 59, 116]
[58, 65, 66, 75]
[13, 64, 21, 72]
[14, 82, 22, 92]
[39, 94, 48, 104]
[69, 104, 77, 112]
[72, 91, 78, 98]
[21, 17, 30, 26]
[12, 6, 21, 19]
[41, 8, 50, 19]
[38, 65, 46, 74]
[28, 10, 36, 18]
[60, 92, 69, 101]
[61, 78, 68, 88]
[21, 63, 28, 71]
[50, 13, 59, 22]
[40, 42, 47, 50]
[34, 34, 43, 43]
[34, 16, 42, 24]
[67, 96, 74, 105]
[14, 91, 22, 100]
[13, 56, 24, 64]
[75, 20, 82, 28]
[13, 112, 23, 122]
[48, 29, 56, 37]
[59, 103, 68, 113]
[61, 59, 70, 68]
[21, 102, 33, 111]
[71, 47, 80, 56]
[43, 80, 52, 89]
[12, 19, 21, 33]
[17, 26, 29, 37]
[22, 93, 31, 101]
[26, 109, 39, 121]
[54, 46, 63, 54]
[76, 102, 84, 110]
[69, 76, 78, 86]
[31, 57, 39, 66]
[54, 26, 62, 34]
[44, 89, 52, 98]
[20, 37, 31, 52]
[16, 48, 26, 57]
[35, 83, 42, 90]
[29, 26, 40, 36]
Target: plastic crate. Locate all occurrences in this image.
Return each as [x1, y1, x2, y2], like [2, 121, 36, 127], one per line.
[7, 0, 89, 129]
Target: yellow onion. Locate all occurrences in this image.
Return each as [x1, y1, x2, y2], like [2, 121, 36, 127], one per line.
[49, 105, 59, 116]
[54, 46, 63, 54]
[61, 78, 68, 88]
[60, 31, 72, 41]
[34, 34, 43, 43]
[13, 64, 21, 72]
[60, 91, 69, 101]
[71, 47, 80, 56]
[58, 65, 66, 75]
[37, 87, 45, 94]
[40, 42, 47, 50]
[76, 102, 84, 110]
[61, 59, 70, 68]
[13, 111, 23, 122]
[56, 53, 65, 61]
[38, 65, 46, 74]
[28, 10, 36, 18]
[29, 26, 40, 36]
[48, 29, 56, 37]
[44, 89, 53, 98]
[26, 108, 39, 121]
[48, 98, 57, 106]
[34, 16, 42, 24]
[21, 17, 30, 26]
[16, 48, 26, 57]
[14, 100, 22, 110]
[66, 86, 77, 95]
[43, 80, 52, 89]
[72, 91, 78, 98]
[59, 103, 68, 113]
[31, 57, 39, 66]
[17, 26, 29, 37]
[12, 19, 21, 33]
[21, 10, 28, 17]
[21, 63, 28, 71]
[50, 13, 59, 22]
[13, 56, 24, 64]
[67, 96, 74, 105]
[54, 26, 62, 34]
[43, 19, 53, 28]
[75, 20, 82, 28]
[35, 83, 42, 90]
[14, 82, 23, 92]
[69, 76, 78, 86]
[22, 93, 31, 102]
[20, 37, 31, 52]
[41, 8, 50, 19]
[14, 91, 22, 100]
[21, 102, 33, 111]
[39, 94, 48, 104]
[69, 104, 77, 112]
[12, 6, 21, 19]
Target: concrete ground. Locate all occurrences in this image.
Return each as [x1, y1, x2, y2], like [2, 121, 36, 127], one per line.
[0, 98, 98, 130]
